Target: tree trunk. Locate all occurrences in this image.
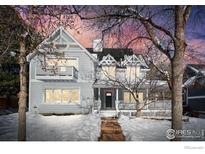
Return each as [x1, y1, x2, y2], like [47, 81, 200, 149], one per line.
[171, 56, 184, 141]
[18, 37, 27, 141]
[171, 6, 186, 141]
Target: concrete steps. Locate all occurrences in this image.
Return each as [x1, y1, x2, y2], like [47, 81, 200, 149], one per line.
[100, 110, 118, 118]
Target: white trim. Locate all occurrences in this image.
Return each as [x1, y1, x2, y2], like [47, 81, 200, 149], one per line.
[188, 65, 200, 74]
[99, 54, 119, 66]
[28, 60, 32, 111]
[122, 54, 148, 68]
[188, 95, 205, 99]
[27, 26, 97, 62]
[59, 26, 97, 62]
[34, 60, 37, 80]
[119, 110, 137, 112]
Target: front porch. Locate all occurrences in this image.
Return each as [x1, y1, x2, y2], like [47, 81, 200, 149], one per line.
[93, 86, 141, 117]
[92, 84, 171, 117]
[93, 87, 121, 113]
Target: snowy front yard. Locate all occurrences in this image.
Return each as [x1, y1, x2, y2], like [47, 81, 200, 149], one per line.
[118, 115, 205, 141]
[0, 112, 101, 141]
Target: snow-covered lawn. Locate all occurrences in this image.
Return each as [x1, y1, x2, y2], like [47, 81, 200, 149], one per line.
[0, 112, 101, 141]
[118, 115, 205, 141]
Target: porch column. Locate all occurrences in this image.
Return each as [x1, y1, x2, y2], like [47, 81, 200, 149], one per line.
[116, 88, 119, 101]
[146, 88, 149, 109]
[97, 88, 101, 112]
[98, 88, 101, 101]
[115, 88, 119, 112]
[162, 91, 165, 109]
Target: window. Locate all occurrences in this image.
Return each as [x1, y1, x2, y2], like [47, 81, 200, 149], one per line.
[62, 90, 69, 103]
[101, 66, 116, 79]
[123, 91, 143, 103]
[126, 66, 140, 81]
[45, 90, 53, 103]
[138, 93, 144, 103]
[45, 89, 79, 104]
[71, 89, 79, 103]
[53, 89, 62, 103]
[46, 57, 78, 70]
[60, 67, 66, 72]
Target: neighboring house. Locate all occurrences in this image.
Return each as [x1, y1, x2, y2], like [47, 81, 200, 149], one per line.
[27, 26, 170, 116]
[183, 64, 205, 115]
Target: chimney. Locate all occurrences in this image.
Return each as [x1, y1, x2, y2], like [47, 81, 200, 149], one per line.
[93, 39, 103, 52]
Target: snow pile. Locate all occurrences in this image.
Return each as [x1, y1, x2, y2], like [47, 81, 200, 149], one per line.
[0, 112, 101, 141]
[118, 115, 205, 141]
[0, 113, 18, 141]
[118, 115, 170, 141]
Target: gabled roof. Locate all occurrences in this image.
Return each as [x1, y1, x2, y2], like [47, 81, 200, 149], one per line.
[122, 54, 148, 68]
[188, 64, 205, 71]
[183, 64, 205, 87]
[87, 48, 148, 68]
[87, 48, 133, 61]
[184, 64, 205, 78]
[27, 26, 97, 62]
[99, 54, 119, 66]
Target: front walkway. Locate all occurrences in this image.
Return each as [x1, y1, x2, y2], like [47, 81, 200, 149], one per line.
[98, 118, 125, 141]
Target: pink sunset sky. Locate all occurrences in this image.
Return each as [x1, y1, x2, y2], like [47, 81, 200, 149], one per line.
[31, 6, 205, 65]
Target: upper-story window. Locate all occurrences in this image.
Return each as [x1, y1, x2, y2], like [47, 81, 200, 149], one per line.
[46, 57, 78, 70]
[101, 66, 116, 79]
[126, 65, 140, 82]
[99, 54, 118, 80]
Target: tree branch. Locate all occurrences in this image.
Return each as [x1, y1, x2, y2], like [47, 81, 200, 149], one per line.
[183, 6, 192, 24]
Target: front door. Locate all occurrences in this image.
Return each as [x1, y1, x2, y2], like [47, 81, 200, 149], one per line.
[105, 92, 112, 108]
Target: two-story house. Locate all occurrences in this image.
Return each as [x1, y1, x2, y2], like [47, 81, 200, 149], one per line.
[87, 47, 150, 116]
[27, 26, 97, 114]
[28, 26, 169, 117]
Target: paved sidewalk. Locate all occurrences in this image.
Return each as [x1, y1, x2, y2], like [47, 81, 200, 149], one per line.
[98, 118, 125, 141]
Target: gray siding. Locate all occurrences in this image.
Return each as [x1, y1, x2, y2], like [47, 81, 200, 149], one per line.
[29, 45, 95, 114]
[29, 80, 94, 114]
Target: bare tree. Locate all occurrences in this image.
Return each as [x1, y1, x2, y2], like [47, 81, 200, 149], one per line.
[73, 5, 193, 140]
[0, 5, 78, 141]
[98, 53, 170, 116]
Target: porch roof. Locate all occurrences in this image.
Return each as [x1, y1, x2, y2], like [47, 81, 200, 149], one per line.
[92, 80, 150, 89]
[92, 80, 120, 88]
